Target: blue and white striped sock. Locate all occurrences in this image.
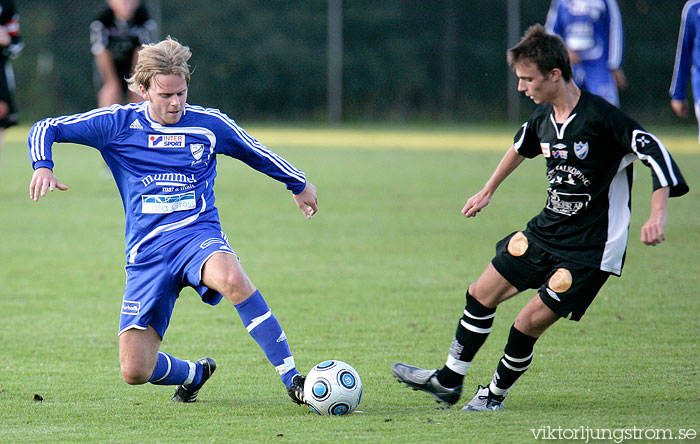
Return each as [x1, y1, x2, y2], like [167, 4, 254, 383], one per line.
[235, 290, 299, 388]
[148, 351, 199, 386]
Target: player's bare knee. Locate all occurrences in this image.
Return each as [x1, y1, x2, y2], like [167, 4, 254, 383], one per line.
[468, 283, 500, 309]
[512, 317, 536, 337]
[220, 271, 255, 304]
[120, 364, 151, 385]
[468, 283, 485, 303]
[513, 300, 558, 338]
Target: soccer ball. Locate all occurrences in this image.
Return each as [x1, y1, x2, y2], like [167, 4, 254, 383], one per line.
[304, 360, 363, 415]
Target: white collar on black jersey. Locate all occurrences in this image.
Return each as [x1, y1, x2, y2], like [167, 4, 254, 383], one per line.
[549, 113, 577, 140]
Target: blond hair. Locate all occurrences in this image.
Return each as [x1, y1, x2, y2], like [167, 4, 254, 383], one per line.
[127, 37, 192, 93]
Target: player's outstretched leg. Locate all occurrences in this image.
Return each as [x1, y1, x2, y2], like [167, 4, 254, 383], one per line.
[435, 291, 496, 389]
[392, 290, 496, 406]
[171, 357, 217, 403]
[287, 374, 306, 405]
[391, 363, 462, 405]
[234, 290, 305, 405]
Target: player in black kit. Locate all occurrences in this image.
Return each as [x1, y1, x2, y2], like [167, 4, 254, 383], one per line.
[0, 0, 22, 161]
[90, 0, 156, 107]
[392, 24, 689, 412]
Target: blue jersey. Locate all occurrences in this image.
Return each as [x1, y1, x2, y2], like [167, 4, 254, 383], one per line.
[670, 0, 700, 101]
[545, 0, 623, 70]
[28, 102, 307, 263]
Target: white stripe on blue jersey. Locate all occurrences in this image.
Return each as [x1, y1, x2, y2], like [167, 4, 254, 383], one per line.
[129, 195, 207, 263]
[606, 0, 623, 69]
[670, 0, 700, 99]
[30, 103, 143, 163]
[185, 105, 306, 183]
[545, 0, 624, 69]
[28, 102, 307, 263]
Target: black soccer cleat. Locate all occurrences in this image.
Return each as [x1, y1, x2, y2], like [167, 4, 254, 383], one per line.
[392, 362, 462, 405]
[287, 374, 306, 405]
[172, 357, 216, 403]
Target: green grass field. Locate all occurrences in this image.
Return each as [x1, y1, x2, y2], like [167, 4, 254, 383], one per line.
[1, 123, 698, 443]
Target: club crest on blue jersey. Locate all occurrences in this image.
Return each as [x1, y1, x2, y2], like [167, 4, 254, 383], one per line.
[573, 141, 589, 159]
[190, 143, 205, 160]
[148, 134, 185, 148]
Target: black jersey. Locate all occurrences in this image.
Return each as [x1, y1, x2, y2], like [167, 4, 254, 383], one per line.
[90, 5, 156, 77]
[513, 90, 688, 275]
[0, 0, 21, 128]
[0, 0, 21, 61]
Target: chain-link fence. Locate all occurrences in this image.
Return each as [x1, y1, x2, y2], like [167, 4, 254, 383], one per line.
[11, 0, 694, 125]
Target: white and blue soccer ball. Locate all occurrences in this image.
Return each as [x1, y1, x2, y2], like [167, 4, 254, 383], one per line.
[304, 360, 363, 415]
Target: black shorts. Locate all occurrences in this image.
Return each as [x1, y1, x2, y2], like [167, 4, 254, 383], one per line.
[491, 231, 610, 321]
[92, 59, 132, 94]
[0, 60, 18, 129]
[115, 59, 132, 93]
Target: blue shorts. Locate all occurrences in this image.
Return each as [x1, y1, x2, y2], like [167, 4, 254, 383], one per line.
[119, 224, 237, 338]
[691, 67, 700, 143]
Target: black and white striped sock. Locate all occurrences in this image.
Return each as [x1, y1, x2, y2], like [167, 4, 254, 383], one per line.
[437, 291, 496, 388]
[489, 324, 538, 396]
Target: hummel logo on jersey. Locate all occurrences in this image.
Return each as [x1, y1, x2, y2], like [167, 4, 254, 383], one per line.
[129, 119, 143, 130]
[148, 134, 185, 148]
[200, 238, 226, 249]
[637, 135, 651, 147]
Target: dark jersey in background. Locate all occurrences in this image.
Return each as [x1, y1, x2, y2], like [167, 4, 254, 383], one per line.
[90, 5, 156, 92]
[0, 0, 22, 128]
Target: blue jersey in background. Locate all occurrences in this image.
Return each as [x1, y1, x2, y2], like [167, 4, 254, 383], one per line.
[670, 0, 700, 142]
[670, 1, 700, 102]
[545, 0, 624, 106]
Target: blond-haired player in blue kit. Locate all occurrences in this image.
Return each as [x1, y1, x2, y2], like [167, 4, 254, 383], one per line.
[29, 37, 317, 405]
